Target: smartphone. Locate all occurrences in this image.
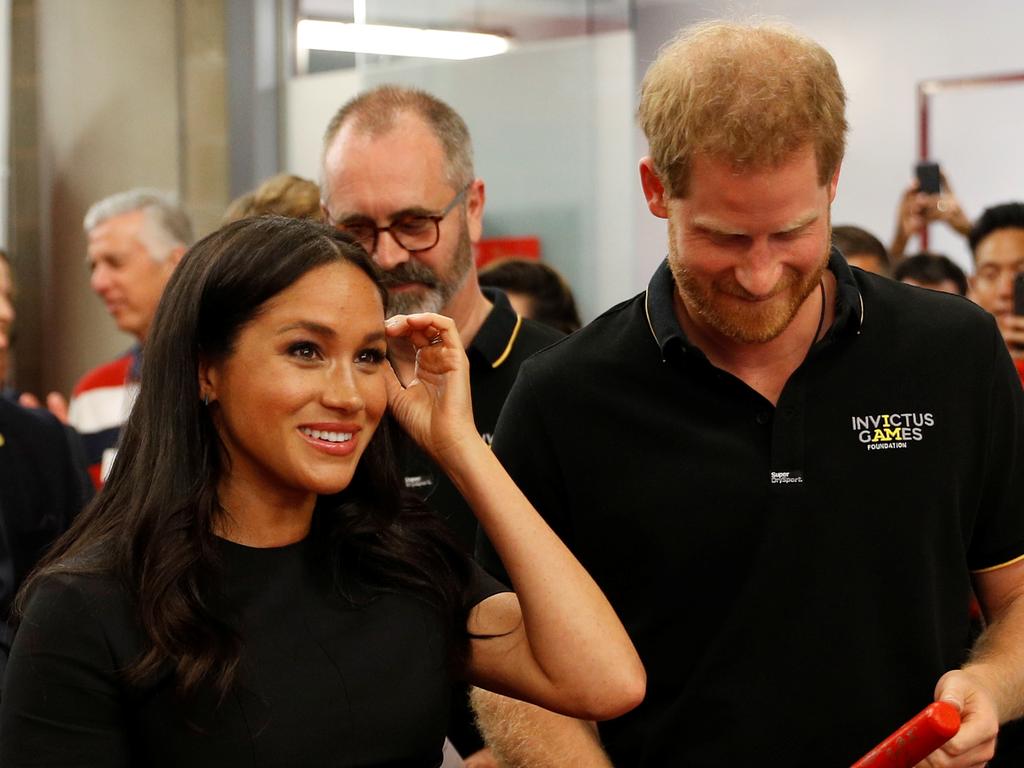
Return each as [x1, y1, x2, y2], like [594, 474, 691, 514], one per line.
[1014, 272, 1024, 317]
[915, 161, 941, 195]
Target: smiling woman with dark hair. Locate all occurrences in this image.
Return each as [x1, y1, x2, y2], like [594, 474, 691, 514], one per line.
[0, 216, 643, 767]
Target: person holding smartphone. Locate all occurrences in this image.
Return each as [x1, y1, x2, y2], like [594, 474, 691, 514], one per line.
[967, 202, 1024, 382]
[889, 165, 972, 260]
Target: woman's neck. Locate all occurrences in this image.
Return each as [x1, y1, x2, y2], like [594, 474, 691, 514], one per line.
[214, 479, 316, 548]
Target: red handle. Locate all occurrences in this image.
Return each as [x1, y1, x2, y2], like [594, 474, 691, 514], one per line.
[851, 701, 961, 768]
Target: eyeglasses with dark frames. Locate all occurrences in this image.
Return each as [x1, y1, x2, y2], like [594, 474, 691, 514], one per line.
[329, 183, 471, 255]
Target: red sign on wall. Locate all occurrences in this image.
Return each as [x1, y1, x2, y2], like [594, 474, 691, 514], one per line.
[475, 236, 541, 268]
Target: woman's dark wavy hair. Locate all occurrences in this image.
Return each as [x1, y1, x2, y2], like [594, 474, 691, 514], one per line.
[18, 216, 473, 697]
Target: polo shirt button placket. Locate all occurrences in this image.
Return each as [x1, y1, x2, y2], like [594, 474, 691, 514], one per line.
[755, 409, 772, 426]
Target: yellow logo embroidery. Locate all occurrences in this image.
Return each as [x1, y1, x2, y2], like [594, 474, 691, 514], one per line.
[852, 413, 934, 451]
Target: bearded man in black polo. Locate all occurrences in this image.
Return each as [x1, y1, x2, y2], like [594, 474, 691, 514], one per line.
[473, 20, 1024, 768]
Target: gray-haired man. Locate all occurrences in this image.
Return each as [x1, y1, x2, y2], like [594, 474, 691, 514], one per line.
[23, 189, 193, 486]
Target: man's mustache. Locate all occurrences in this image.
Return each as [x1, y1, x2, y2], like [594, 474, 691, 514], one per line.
[379, 263, 438, 289]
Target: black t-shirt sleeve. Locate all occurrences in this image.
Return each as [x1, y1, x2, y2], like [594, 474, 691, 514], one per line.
[968, 324, 1024, 571]
[0, 575, 132, 767]
[463, 557, 510, 610]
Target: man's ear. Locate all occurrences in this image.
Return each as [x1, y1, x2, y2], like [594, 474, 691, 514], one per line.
[828, 164, 842, 203]
[639, 157, 669, 219]
[466, 179, 486, 244]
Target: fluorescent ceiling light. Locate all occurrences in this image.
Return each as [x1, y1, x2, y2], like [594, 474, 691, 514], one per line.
[297, 19, 511, 61]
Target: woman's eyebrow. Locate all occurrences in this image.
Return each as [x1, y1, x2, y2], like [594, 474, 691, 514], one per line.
[276, 323, 387, 346]
[276, 320, 335, 337]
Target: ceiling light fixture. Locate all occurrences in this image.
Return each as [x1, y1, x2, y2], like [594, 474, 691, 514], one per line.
[297, 19, 511, 61]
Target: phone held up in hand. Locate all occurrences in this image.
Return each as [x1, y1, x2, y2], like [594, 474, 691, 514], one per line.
[915, 161, 942, 195]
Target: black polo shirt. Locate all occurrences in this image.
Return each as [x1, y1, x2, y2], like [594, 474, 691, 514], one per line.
[402, 287, 562, 552]
[403, 288, 561, 756]
[481, 251, 1024, 766]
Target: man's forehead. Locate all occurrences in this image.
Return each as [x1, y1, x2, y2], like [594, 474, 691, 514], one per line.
[326, 112, 442, 167]
[88, 209, 146, 240]
[976, 227, 1024, 264]
[86, 209, 151, 258]
[323, 123, 451, 216]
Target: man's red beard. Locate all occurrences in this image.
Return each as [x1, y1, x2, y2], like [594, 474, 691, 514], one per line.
[668, 220, 831, 344]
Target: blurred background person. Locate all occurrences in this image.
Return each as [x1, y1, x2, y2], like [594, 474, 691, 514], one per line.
[968, 202, 1024, 381]
[20, 189, 193, 488]
[889, 176, 972, 260]
[223, 173, 323, 223]
[894, 252, 969, 295]
[0, 396, 92, 681]
[319, 85, 563, 550]
[832, 224, 891, 276]
[0, 251, 15, 398]
[478, 258, 582, 334]
[0, 256, 93, 645]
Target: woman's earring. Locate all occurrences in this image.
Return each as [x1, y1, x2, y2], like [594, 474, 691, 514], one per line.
[203, 393, 210, 407]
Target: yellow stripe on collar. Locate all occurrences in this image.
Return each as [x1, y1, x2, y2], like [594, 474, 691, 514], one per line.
[492, 314, 523, 369]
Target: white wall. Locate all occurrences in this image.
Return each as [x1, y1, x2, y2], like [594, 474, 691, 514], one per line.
[634, 0, 1024, 275]
[286, 32, 636, 321]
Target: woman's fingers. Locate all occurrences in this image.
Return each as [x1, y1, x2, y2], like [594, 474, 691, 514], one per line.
[382, 359, 408, 402]
[386, 313, 467, 381]
[386, 312, 462, 350]
[382, 314, 477, 461]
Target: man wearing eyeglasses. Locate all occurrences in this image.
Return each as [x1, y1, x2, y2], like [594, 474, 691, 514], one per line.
[320, 85, 562, 766]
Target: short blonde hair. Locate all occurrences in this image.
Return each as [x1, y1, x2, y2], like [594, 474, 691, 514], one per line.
[639, 20, 847, 198]
[223, 174, 323, 223]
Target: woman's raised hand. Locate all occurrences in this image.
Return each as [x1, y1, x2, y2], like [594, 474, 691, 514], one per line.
[386, 318, 645, 726]
[383, 312, 479, 464]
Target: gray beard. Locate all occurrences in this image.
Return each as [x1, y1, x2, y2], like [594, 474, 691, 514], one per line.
[382, 224, 473, 317]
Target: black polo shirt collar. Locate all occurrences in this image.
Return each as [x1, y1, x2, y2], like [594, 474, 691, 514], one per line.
[643, 259, 686, 360]
[826, 247, 866, 342]
[644, 247, 864, 361]
[469, 287, 523, 370]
